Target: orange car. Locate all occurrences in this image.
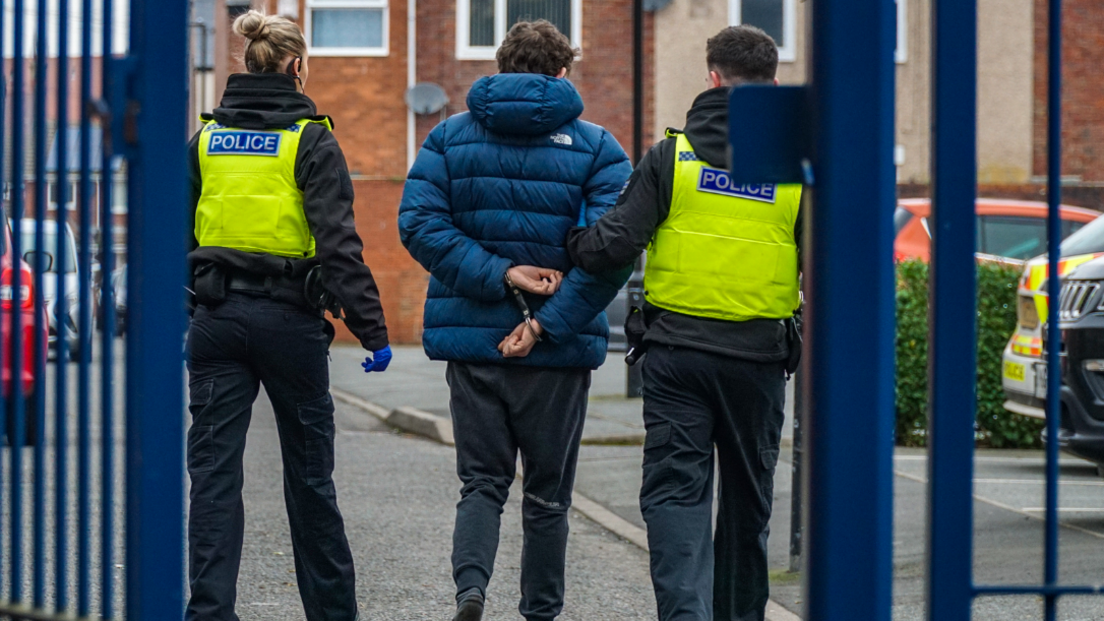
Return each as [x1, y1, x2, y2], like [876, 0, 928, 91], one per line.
[894, 198, 1100, 262]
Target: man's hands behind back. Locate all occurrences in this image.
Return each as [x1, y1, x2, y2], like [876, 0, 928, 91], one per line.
[507, 266, 563, 296]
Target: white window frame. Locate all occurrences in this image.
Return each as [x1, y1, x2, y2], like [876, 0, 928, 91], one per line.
[456, 0, 583, 61]
[728, 0, 797, 63]
[895, 0, 908, 64]
[306, 0, 390, 57]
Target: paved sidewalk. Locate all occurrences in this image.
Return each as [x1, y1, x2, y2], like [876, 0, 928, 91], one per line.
[233, 392, 658, 620]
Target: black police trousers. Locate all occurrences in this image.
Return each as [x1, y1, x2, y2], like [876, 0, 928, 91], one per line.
[446, 362, 590, 621]
[639, 346, 786, 621]
[185, 293, 357, 621]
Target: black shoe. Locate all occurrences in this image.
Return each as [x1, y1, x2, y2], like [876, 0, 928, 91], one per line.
[453, 589, 484, 621]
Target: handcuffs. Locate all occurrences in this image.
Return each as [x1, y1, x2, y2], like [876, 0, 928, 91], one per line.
[504, 272, 543, 343]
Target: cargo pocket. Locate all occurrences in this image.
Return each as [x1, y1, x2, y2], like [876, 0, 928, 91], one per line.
[187, 380, 216, 475]
[640, 422, 675, 509]
[760, 445, 780, 471]
[298, 393, 335, 486]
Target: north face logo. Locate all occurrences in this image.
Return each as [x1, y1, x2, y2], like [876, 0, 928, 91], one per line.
[550, 133, 573, 146]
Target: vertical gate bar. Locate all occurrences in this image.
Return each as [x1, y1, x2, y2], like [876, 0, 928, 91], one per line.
[55, 0, 72, 611]
[76, 0, 94, 613]
[1043, 0, 1062, 618]
[926, 0, 978, 619]
[803, 0, 896, 619]
[0, 0, 8, 602]
[125, 0, 188, 616]
[100, 0, 117, 615]
[32, 0, 50, 606]
[10, 0, 27, 603]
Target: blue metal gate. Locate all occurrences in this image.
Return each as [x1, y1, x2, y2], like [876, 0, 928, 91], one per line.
[729, 0, 1101, 620]
[0, 0, 185, 618]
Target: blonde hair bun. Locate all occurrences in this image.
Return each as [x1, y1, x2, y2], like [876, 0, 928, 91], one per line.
[233, 10, 271, 41]
[232, 10, 306, 73]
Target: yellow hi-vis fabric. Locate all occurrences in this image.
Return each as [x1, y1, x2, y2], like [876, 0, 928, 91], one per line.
[644, 133, 802, 322]
[196, 117, 332, 258]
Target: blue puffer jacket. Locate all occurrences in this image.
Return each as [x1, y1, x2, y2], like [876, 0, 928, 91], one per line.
[399, 73, 633, 369]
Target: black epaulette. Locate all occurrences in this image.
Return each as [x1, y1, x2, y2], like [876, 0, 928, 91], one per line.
[664, 127, 683, 139]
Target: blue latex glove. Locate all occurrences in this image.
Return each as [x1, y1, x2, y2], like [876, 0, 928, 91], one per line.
[362, 345, 392, 373]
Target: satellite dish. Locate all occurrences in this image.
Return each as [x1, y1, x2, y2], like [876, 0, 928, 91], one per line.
[405, 83, 450, 115]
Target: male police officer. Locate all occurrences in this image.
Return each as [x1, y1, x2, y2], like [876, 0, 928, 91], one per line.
[567, 26, 800, 621]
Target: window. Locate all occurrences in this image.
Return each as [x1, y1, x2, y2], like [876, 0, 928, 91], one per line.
[457, 0, 582, 61]
[980, 216, 1049, 261]
[306, 0, 388, 57]
[895, 0, 907, 64]
[729, 0, 796, 63]
[730, 0, 907, 65]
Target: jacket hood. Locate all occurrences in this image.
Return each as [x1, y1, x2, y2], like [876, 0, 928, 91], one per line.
[466, 73, 584, 136]
[683, 87, 729, 168]
[212, 73, 321, 130]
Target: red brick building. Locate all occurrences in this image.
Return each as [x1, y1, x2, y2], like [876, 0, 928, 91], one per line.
[223, 0, 653, 344]
[1033, 0, 1104, 185]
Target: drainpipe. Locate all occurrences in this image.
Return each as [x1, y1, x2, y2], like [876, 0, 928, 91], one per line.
[407, 0, 417, 171]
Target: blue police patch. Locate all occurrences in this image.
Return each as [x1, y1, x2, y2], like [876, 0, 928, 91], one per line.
[207, 131, 282, 157]
[285, 124, 302, 133]
[696, 167, 775, 203]
[204, 122, 225, 132]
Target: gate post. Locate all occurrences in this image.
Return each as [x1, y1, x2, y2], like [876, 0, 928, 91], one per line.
[125, 0, 189, 617]
[926, 0, 978, 619]
[803, 0, 897, 618]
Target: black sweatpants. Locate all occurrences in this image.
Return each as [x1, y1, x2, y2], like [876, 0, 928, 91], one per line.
[639, 346, 786, 621]
[185, 293, 357, 621]
[446, 362, 591, 621]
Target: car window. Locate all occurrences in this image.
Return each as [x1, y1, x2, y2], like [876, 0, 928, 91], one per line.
[893, 207, 914, 235]
[19, 227, 78, 273]
[0, 223, 7, 256]
[980, 216, 1048, 260]
[1061, 215, 1104, 256]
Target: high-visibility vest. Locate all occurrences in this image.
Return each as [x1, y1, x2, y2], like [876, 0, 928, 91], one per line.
[196, 117, 332, 258]
[644, 133, 802, 322]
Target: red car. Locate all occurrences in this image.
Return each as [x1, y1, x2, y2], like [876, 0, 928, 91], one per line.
[894, 198, 1100, 262]
[1, 219, 40, 445]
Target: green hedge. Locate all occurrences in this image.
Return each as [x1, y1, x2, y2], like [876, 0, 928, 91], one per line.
[894, 259, 1045, 448]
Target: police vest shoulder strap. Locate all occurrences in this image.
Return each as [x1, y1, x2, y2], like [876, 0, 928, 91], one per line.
[664, 127, 683, 140]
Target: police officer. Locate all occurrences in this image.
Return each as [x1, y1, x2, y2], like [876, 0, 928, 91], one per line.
[185, 10, 389, 621]
[567, 26, 800, 621]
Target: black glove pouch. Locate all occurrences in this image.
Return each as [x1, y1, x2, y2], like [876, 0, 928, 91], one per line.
[624, 306, 649, 366]
[193, 263, 228, 308]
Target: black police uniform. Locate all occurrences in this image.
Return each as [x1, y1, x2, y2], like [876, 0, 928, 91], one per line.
[185, 73, 388, 621]
[567, 86, 801, 621]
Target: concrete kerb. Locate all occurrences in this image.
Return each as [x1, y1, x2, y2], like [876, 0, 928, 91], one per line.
[331, 388, 455, 446]
[331, 387, 802, 621]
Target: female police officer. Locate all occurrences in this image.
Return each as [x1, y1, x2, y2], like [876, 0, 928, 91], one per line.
[185, 10, 388, 621]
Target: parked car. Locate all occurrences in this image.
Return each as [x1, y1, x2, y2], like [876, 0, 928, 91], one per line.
[1003, 215, 1104, 420]
[894, 198, 1098, 262]
[1041, 256, 1104, 471]
[1, 220, 42, 446]
[16, 218, 82, 361]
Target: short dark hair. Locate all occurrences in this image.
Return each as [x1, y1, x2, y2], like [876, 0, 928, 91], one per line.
[497, 20, 579, 77]
[706, 25, 779, 84]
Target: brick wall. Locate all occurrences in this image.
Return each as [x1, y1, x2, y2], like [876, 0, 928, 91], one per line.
[415, 0, 655, 159]
[330, 180, 431, 347]
[270, 1, 654, 345]
[1033, 0, 1104, 182]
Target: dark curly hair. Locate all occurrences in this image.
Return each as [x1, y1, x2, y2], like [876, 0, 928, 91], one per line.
[497, 20, 579, 77]
[706, 25, 779, 84]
